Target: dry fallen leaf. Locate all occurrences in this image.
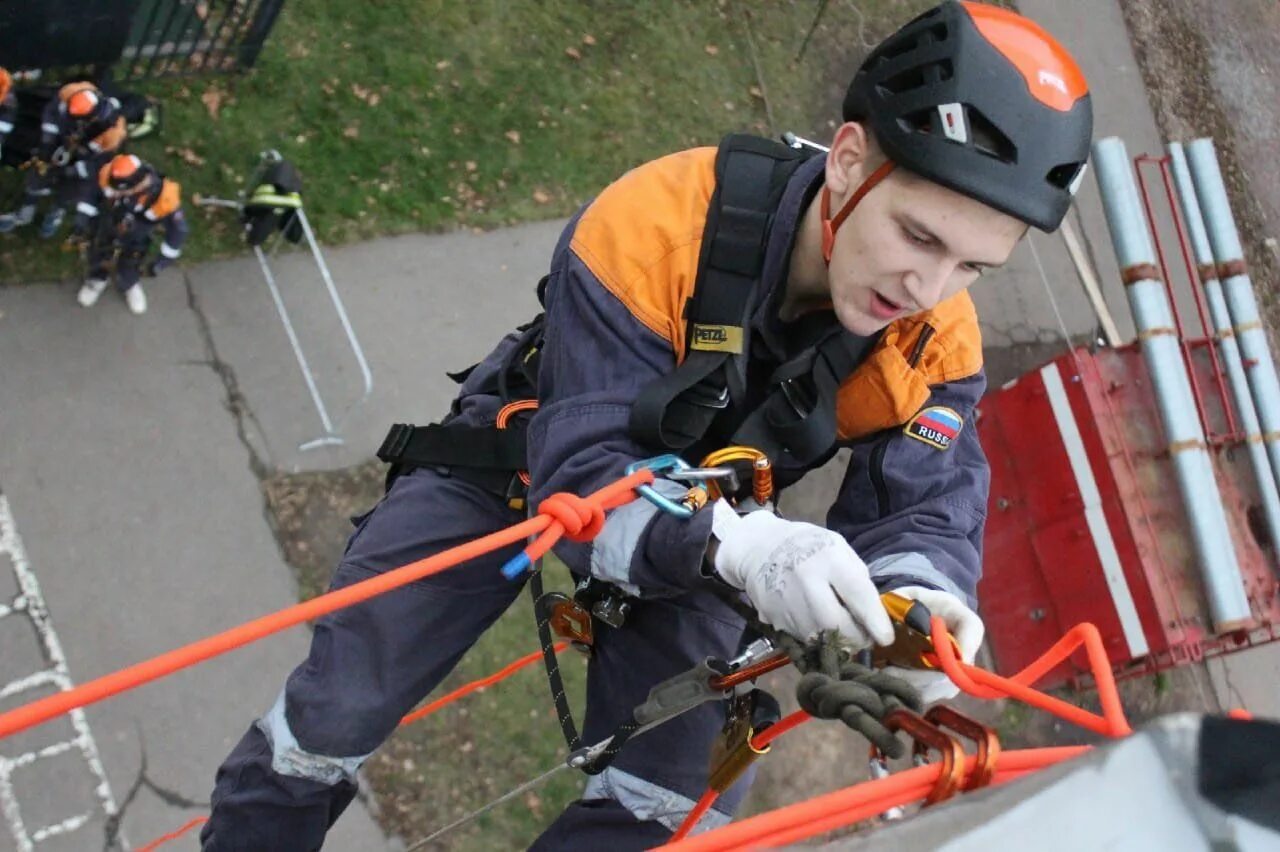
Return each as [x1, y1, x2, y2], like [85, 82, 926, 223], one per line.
[505, 129, 521, 144]
[704, 44, 719, 55]
[343, 123, 360, 139]
[565, 46, 582, 60]
[166, 146, 206, 166]
[464, 160, 477, 172]
[435, 59, 451, 70]
[532, 189, 551, 204]
[749, 85, 764, 99]
[582, 34, 597, 46]
[200, 88, 224, 120]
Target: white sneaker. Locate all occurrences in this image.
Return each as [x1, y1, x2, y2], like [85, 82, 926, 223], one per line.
[123, 284, 148, 315]
[77, 278, 108, 307]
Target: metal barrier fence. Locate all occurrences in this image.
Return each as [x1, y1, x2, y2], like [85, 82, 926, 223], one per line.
[0, 0, 285, 84]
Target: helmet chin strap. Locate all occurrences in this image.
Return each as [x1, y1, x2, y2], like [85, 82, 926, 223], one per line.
[820, 159, 895, 263]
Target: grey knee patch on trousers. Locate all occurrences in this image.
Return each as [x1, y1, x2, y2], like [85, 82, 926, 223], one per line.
[257, 690, 371, 786]
[583, 767, 732, 832]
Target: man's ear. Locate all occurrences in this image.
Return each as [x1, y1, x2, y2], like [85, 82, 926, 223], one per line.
[825, 121, 872, 197]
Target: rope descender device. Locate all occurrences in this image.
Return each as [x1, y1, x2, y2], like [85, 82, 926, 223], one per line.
[875, 591, 962, 670]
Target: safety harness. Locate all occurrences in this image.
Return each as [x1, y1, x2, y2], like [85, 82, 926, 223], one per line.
[377, 133, 878, 498]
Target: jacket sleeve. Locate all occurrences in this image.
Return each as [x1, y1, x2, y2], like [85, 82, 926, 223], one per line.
[826, 372, 989, 607]
[525, 222, 713, 599]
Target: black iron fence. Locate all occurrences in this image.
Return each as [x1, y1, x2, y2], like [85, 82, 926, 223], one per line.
[0, 0, 285, 84]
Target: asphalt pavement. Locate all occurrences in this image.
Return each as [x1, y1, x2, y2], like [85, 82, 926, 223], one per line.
[0, 2, 1276, 849]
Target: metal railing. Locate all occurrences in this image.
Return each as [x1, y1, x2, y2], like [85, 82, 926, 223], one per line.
[2, 0, 284, 84]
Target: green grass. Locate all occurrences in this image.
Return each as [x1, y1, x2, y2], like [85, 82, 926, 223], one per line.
[0, 0, 938, 284]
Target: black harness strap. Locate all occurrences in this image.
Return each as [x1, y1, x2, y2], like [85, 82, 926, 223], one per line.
[730, 329, 877, 468]
[629, 135, 813, 452]
[377, 422, 528, 471]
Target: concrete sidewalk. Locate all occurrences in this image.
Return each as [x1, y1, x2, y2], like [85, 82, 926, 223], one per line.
[0, 2, 1275, 849]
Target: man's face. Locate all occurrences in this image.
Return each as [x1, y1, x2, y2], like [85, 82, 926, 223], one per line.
[826, 167, 1025, 337]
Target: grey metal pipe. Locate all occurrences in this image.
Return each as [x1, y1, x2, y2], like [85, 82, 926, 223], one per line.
[1168, 143, 1280, 560]
[1093, 137, 1250, 630]
[1185, 138, 1280, 492]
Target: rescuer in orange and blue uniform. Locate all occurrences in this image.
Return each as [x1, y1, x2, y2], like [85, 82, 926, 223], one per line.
[203, 3, 1093, 848]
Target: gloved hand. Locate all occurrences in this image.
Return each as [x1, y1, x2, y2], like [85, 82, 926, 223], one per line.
[145, 256, 173, 277]
[883, 585, 985, 704]
[709, 500, 894, 648]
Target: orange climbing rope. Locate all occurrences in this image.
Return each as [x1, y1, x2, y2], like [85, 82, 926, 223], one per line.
[398, 643, 567, 728]
[666, 613, 1134, 843]
[136, 816, 208, 851]
[0, 469, 652, 741]
[660, 747, 1090, 851]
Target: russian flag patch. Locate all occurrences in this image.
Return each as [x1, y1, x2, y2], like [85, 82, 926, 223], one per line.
[905, 405, 963, 450]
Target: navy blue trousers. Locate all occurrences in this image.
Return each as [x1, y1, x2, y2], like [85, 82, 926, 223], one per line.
[201, 468, 749, 850]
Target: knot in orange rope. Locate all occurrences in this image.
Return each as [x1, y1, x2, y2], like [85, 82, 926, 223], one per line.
[537, 492, 605, 542]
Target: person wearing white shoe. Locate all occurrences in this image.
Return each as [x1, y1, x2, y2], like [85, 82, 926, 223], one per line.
[68, 153, 188, 314]
[76, 277, 108, 307]
[123, 283, 148, 314]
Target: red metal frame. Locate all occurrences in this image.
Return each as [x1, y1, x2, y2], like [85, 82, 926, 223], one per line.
[978, 346, 1280, 688]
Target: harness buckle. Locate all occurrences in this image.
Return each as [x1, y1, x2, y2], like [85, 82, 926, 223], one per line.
[377, 423, 414, 463]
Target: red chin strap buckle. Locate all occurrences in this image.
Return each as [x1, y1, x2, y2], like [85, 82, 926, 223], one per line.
[821, 159, 896, 263]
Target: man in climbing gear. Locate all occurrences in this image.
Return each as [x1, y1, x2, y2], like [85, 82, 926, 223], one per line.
[203, 2, 1092, 848]
[69, 153, 188, 315]
[0, 81, 127, 239]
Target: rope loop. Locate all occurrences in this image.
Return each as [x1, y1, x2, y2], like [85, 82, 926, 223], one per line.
[537, 492, 605, 542]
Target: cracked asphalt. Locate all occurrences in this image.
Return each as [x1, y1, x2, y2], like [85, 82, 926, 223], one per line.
[1, 2, 1278, 844]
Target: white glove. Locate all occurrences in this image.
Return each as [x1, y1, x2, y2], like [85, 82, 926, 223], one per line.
[884, 585, 985, 704]
[709, 500, 894, 648]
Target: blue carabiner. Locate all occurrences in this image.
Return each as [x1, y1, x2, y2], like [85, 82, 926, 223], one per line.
[625, 454, 703, 518]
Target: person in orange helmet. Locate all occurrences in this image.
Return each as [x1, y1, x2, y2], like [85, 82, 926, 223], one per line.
[203, 3, 1092, 848]
[68, 153, 188, 315]
[0, 81, 127, 238]
[0, 68, 16, 163]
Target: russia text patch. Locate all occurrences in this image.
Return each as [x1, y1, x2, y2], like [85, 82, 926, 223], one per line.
[905, 406, 963, 450]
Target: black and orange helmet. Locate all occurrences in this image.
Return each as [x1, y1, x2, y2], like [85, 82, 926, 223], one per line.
[103, 154, 157, 197]
[0, 67, 11, 102]
[843, 1, 1092, 231]
[67, 87, 103, 121]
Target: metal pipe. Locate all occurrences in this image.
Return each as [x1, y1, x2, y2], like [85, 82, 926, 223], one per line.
[252, 241, 343, 450]
[1185, 138, 1280, 493]
[294, 208, 375, 400]
[1168, 143, 1280, 560]
[1093, 137, 1251, 630]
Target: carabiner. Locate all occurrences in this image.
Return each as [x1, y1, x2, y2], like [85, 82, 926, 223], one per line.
[625, 455, 704, 518]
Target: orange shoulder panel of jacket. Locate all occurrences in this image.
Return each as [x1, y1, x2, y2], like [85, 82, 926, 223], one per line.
[568, 147, 717, 362]
[149, 179, 182, 219]
[93, 117, 126, 152]
[58, 81, 94, 103]
[835, 291, 983, 441]
[97, 161, 111, 190]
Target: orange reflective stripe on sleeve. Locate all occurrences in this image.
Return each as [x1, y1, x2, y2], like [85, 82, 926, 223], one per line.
[569, 147, 718, 363]
[147, 180, 182, 220]
[91, 117, 127, 154]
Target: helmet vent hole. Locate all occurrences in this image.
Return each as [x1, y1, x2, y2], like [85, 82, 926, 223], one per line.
[967, 109, 1016, 163]
[879, 60, 952, 97]
[1047, 162, 1084, 189]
